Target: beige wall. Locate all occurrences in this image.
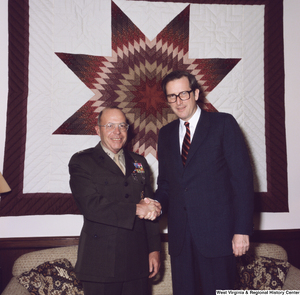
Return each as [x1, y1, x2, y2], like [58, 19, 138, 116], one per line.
[0, 0, 299, 237]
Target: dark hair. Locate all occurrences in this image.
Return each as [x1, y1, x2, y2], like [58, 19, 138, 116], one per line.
[97, 106, 123, 125]
[161, 70, 201, 97]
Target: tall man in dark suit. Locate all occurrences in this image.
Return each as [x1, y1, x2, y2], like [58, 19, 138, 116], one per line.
[155, 70, 254, 294]
[69, 106, 161, 295]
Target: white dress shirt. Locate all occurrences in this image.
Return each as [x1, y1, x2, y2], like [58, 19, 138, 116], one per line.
[179, 106, 201, 153]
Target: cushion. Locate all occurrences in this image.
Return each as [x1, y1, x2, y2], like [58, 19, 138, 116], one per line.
[236, 253, 291, 290]
[17, 258, 84, 295]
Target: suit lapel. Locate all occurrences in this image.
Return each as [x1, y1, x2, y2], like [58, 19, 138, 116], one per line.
[170, 120, 184, 172]
[92, 144, 141, 178]
[124, 150, 135, 177]
[92, 143, 122, 175]
[184, 111, 210, 168]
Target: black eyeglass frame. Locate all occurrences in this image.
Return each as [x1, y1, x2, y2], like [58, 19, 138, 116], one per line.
[166, 90, 194, 103]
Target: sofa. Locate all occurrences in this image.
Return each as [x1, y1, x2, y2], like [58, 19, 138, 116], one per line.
[235, 243, 300, 290]
[1, 242, 300, 295]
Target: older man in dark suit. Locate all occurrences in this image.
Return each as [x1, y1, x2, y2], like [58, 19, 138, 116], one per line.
[69, 106, 161, 295]
[155, 70, 254, 295]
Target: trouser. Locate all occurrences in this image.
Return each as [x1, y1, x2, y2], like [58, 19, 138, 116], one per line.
[170, 225, 236, 295]
[82, 277, 148, 295]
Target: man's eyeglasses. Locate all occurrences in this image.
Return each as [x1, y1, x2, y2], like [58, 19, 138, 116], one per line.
[98, 123, 129, 132]
[166, 90, 193, 103]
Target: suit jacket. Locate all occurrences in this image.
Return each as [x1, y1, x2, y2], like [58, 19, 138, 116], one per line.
[69, 143, 160, 283]
[155, 111, 254, 258]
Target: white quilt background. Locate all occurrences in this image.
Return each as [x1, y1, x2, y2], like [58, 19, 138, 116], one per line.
[24, 0, 265, 194]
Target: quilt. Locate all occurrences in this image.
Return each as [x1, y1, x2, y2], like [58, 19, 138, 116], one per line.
[1, 0, 287, 216]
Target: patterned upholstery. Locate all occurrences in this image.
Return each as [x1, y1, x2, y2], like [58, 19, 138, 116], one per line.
[2, 243, 300, 295]
[18, 258, 84, 295]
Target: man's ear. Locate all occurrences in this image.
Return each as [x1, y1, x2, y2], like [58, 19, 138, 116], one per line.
[194, 89, 200, 101]
[95, 125, 100, 137]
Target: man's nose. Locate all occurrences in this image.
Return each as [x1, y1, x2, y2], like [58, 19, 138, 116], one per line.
[176, 96, 182, 105]
[113, 125, 121, 134]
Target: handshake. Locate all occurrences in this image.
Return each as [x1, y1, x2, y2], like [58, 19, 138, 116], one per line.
[136, 198, 162, 221]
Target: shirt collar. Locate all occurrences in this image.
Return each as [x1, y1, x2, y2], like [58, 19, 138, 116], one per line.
[100, 142, 124, 161]
[179, 105, 201, 130]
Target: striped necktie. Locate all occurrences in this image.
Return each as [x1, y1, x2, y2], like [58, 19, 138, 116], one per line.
[181, 122, 190, 166]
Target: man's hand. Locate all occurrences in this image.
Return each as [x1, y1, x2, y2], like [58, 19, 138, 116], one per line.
[143, 197, 161, 219]
[148, 251, 160, 278]
[232, 234, 250, 257]
[136, 198, 161, 220]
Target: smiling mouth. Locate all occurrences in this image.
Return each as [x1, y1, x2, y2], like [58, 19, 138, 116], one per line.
[111, 138, 122, 141]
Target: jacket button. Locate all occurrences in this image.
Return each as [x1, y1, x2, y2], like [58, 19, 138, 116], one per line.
[124, 182, 128, 187]
[125, 194, 129, 199]
[94, 234, 98, 238]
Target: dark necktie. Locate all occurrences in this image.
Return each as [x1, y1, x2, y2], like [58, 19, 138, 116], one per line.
[181, 122, 190, 166]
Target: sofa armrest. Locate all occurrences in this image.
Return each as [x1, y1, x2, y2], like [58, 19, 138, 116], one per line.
[2, 246, 79, 295]
[283, 265, 300, 290]
[12, 245, 78, 276]
[1, 277, 30, 295]
[248, 243, 288, 261]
